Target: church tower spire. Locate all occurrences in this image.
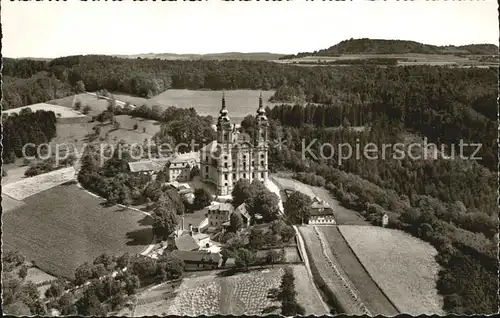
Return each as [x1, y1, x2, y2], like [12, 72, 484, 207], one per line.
[218, 91, 230, 122]
[256, 91, 267, 119]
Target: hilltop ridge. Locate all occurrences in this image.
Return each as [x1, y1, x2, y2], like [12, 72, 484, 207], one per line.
[280, 38, 499, 59]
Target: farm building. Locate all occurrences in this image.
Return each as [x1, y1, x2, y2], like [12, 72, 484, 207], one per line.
[174, 234, 200, 251]
[166, 152, 200, 182]
[171, 250, 222, 270]
[169, 222, 214, 252]
[207, 202, 234, 229]
[167, 181, 195, 203]
[308, 197, 336, 225]
[127, 159, 169, 175]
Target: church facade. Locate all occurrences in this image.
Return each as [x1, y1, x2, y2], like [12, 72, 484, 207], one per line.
[200, 93, 269, 196]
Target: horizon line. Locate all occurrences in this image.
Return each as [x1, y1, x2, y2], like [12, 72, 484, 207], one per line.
[5, 37, 499, 60]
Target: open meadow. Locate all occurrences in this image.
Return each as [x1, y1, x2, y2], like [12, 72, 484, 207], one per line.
[1, 166, 76, 201]
[274, 53, 497, 67]
[338, 225, 444, 315]
[2, 103, 88, 119]
[318, 226, 398, 315]
[2, 184, 153, 279]
[113, 89, 276, 123]
[49, 93, 110, 117]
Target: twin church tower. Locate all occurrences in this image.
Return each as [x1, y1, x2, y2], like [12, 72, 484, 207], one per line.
[199, 93, 269, 196]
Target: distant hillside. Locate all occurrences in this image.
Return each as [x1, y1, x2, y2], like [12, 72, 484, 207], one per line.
[280, 38, 499, 59]
[116, 52, 285, 61]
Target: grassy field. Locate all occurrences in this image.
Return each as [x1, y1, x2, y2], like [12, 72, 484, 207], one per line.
[1, 194, 26, 212]
[338, 225, 444, 315]
[2, 103, 88, 118]
[1, 166, 29, 186]
[318, 226, 398, 315]
[103, 115, 162, 146]
[1, 167, 76, 201]
[298, 225, 367, 315]
[271, 176, 317, 198]
[275, 53, 497, 66]
[49, 93, 110, 117]
[2, 184, 153, 279]
[113, 89, 276, 123]
[255, 246, 302, 263]
[291, 265, 329, 315]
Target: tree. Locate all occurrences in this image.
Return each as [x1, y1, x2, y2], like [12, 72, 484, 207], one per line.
[143, 181, 163, 201]
[229, 211, 244, 233]
[18, 265, 28, 280]
[45, 280, 65, 299]
[93, 253, 116, 271]
[280, 225, 295, 243]
[75, 262, 93, 285]
[3, 302, 32, 316]
[123, 274, 140, 296]
[152, 202, 179, 240]
[75, 80, 86, 93]
[220, 247, 230, 268]
[232, 179, 253, 207]
[58, 294, 77, 315]
[266, 250, 281, 267]
[248, 228, 266, 250]
[190, 165, 200, 178]
[251, 190, 280, 222]
[284, 191, 312, 224]
[76, 291, 106, 316]
[116, 253, 132, 269]
[159, 253, 184, 280]
[82, 105, 92, 115]
[74, 100, 82, 110]
[193, 188, 212, 210]
[282, 300, 306, 316]
[234, 248, 255, 271]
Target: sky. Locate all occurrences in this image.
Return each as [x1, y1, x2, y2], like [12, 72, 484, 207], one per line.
[2, 0, 499, 58]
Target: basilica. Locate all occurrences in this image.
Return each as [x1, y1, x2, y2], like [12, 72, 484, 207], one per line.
[200, 93, 269, 196]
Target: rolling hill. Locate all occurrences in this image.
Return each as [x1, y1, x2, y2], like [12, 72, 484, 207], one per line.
[115, 52, 285, 61]
[280, 38, 499, 59]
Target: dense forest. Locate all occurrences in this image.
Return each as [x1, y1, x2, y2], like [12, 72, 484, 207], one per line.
[2, 109, 58, 163]
[279, 38, 499, 59]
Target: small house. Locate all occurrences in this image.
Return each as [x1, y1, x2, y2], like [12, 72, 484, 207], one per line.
[308, 197, 335, 225]
[382, 213, 389, 227]
[207, 202, 234, 229]
[171, 250, 222, 271]
[166, 152, 200, 182]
